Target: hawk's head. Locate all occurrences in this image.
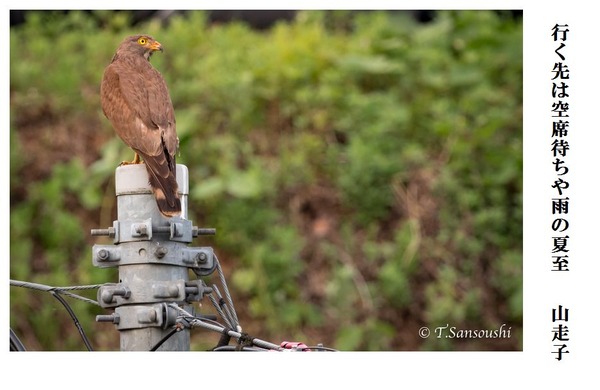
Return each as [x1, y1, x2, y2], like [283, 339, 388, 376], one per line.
[116, 35, 163, 61]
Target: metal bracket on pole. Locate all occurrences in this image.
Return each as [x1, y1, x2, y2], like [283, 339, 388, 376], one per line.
[91, 164, 216, 351]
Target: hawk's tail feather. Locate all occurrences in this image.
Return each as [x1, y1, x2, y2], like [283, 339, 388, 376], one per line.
[140, 153, 182, 218]
[154, 187, 182, 217]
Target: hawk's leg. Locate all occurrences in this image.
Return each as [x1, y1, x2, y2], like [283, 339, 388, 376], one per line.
[120, 152, 143, 166]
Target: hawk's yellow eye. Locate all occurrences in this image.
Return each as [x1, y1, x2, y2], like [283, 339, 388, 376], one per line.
[137, 37, 147, 45]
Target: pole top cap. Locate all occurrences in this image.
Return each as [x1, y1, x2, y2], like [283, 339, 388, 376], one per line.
[115, 164, 189, 196]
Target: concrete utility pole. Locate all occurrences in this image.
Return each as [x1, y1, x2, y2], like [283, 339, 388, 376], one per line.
[91, 164, 215, 351]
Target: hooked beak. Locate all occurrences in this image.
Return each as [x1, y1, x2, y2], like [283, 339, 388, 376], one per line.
[150, 40, 163, 52]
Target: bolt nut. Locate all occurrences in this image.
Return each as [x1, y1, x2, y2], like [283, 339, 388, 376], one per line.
[154, 246, 168, 259]
[107, 227, 116, 238]
[91, 227, 116, 237]
[132, 223, 148, 236]
[196, 252, 208, 264]
[97, 249, 110, 261]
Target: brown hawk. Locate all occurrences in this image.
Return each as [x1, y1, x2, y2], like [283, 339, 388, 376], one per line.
[101, 34, 181, 217]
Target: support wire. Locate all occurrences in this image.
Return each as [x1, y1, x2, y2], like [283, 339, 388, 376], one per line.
[169, 304, 284, 351]
[11, 279, 99, 351]
[214, 255, 240, 329]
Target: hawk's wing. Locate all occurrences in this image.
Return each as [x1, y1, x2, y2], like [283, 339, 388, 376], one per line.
[102, 63, 177, 159]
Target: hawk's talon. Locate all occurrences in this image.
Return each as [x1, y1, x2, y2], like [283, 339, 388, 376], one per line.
[119, 153, 143, 166]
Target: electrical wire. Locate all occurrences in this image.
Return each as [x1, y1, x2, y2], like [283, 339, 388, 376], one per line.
[11, 279, 98, 351]
[212, 345, 263, 352]
[306, 345, 338, 352]
[168, 304, 284, 351]
[149, 328, 180, 351]
[179, 309, 337, 352]
[50, 291, 94, 351]
[10, 328, 26, 351]
[10, 267, 338, 352]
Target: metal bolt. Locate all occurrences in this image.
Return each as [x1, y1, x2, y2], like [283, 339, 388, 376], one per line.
[97, 249, 110, 261]
[96, 314, 120, 324]
[154, 226, 170, 233]
[132, 223, 148, 236]
[185, 286, 199, 295]
[185, 281, 211, 302]
[155, 246, 168, 259]
[137, 308, 158, 324]
[91, 227, 116, 237]
[101, 286, 130, 304]
[196, 252, 208, 264]
[113, 286, 131, 299]
[192, 227, 216, 237]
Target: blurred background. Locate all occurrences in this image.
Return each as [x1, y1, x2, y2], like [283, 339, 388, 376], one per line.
[9, 9, 522, 351]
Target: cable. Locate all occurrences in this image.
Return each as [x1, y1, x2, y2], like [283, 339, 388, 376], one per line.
[306, 345, 338, 352]
[212, 345, 263, 352]
[10, 328, 26, 351]
[50, 291, 94, 351]
[11, 279, 99, 350]
[168, 304, 284, 351]
[197, 315, 228, 330]
[10, 280, 101, 306]
[201, 256, 242, 336]
[10, 273, 338, 352]
[214, 255, 240, 328]
[206, 291, 234, 329]
[150, 328, 179, 351]
[212, 284, 238, 330]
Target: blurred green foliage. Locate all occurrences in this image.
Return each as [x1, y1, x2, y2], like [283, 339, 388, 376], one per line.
[10, 10, 522, 350]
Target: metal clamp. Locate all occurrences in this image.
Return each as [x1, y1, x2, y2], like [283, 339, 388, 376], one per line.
[98, 283, 131, 306]
[92, 245, 122, 266]
[91, 219, 152, 243]
[111, 303, 179, 330]
[97, 280, 190, 308]
[185, 280, 213, 302]
[92, 242, 216, 273]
